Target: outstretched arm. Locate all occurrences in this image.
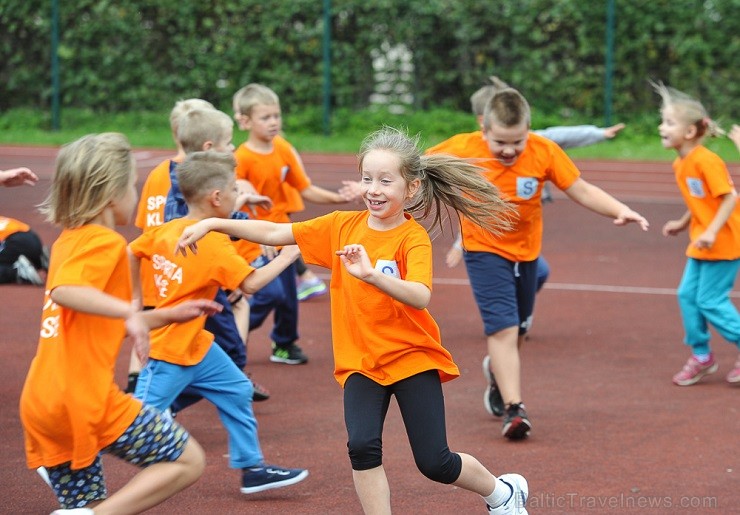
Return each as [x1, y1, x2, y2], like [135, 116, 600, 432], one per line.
[337, 244, 431, 309]
[0, 167, 38, 187]
[564, 178, 649, 230]
[176, 218, 296, 256]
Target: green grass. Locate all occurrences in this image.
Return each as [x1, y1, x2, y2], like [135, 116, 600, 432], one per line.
[0, 107, 737, 162]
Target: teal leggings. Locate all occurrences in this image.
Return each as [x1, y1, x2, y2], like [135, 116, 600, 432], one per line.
[677, 257, 740, 354]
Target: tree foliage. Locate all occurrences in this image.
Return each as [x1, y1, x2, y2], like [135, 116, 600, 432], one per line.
[1, 0, 738, 125]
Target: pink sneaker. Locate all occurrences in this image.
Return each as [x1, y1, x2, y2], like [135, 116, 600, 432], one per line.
[672, 355, 718, 386]
[727, 355, 740, 384]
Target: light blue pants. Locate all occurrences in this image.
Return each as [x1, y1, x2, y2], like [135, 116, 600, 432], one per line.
[677, 257, 740, 354]
[135, 343, 263, 469]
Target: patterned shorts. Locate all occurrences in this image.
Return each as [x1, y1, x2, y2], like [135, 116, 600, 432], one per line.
[45, 403, 190, 509]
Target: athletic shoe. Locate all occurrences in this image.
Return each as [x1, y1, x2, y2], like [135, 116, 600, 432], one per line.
[247, 373, 270, 401]
[726, 355, 740, 384]
[297, 276, 328, 301]
[241, 464, 308, 494]
[482, 355, 504, 417]
[672, 354, 718, 386]
[270, 342, 308, 365]
[502, 403, 532, 440]
[14, 255, 43, 285]
[486, 473, 529, 514]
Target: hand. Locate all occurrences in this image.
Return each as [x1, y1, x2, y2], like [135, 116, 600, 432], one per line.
[0, 167, 38, 187]
[125, 310, 151, 365]
[245, 193, 273, 211]
[614, 208, 649, 231]
[260, 244, 278, 260]
[338, 180, 363, 203]
[175, 221, 210, 256]
[603, 123, 626, 139]
[445, 245, 463, 268]
[336, 243, 373, 280]
[692, 230, 716, 250]
[662, 220, 686, 237]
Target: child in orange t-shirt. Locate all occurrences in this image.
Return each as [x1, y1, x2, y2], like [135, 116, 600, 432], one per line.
[20, 133, 221, 514]
[175, 127, 530, 514]
[0, 215, 48, 285]
[127, 101, 272, 404]
[427, 87, 649, 440]
[231, 83, 359, 365]
[653, 82, 740, 386]
[129, 151, 308, 495]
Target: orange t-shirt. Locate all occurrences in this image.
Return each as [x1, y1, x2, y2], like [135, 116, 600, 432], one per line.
[129, 218, 253, 366]
[233, 135, 312, 223]
[292, 210, 460, 387]
[0, 216, 30, 240]
[673, 145, 740, 260]
[20, 225, 142, 470]
[134, 158, 178, 307]
[426, 131, 581, 262]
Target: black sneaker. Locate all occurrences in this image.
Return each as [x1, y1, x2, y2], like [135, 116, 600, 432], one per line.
[270, 342, 308, 365]
[482, 356, 504, 417]
[241, 464, 308, 494]
[247, 373, 270, 402]
[502, 403, 532, 440]
[14, 255, 43, 285]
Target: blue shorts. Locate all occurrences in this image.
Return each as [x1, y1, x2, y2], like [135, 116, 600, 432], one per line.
[463, 251, 539, 335]
[45, 403, 190, 509]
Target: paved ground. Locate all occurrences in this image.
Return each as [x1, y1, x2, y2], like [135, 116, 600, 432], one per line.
[1, 145, 738, 514]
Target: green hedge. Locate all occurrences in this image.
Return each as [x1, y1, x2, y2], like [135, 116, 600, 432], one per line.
[1, 0, 738, 127]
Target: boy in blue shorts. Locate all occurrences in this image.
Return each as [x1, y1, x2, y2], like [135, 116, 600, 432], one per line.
[129, 150, 308, 494]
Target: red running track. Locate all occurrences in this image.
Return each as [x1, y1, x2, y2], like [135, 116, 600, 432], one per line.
[1, 145, 738, 514]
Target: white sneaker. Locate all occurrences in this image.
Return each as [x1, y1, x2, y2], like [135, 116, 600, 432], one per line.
[487, 473, 528, 514]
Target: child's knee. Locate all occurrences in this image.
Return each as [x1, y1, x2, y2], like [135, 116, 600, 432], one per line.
[347, 436, 382, 471]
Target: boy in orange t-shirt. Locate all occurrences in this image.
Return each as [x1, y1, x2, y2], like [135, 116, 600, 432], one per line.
[231, 83, 359, 365]
[174, 127, 531, 514]
[127, 101, 272, 404]
[129, 151, 308, 495]
[20, 133, 219, 514]
[427, 87, 649, 440]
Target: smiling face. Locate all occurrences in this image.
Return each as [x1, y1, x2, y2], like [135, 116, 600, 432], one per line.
[658, 105, 695, 153]
[360, 149, 419, 230]
[483, 120, 529, 167]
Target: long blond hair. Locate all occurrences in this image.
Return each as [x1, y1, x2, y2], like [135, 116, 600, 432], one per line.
[651, 80, 724, 139]
[358, 127, 514, 235]
[39, 133, 135, 228]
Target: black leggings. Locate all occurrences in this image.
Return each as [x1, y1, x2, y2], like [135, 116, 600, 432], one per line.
[343, 370, 462, 484]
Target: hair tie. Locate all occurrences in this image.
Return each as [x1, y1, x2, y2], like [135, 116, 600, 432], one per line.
[703, 117, 711, 127]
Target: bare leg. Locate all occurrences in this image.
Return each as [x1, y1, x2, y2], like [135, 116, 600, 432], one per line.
[353, 465, 392, 515]
[451, 453, 496, 496]
[86, 438, 205, 515]
[487, 326, 522, 405]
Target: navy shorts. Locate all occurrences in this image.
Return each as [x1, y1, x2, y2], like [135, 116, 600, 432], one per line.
[463, 251, 539, 335]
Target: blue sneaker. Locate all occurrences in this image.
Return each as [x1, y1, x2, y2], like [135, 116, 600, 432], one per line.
[297, 276, 327, 301]
[241, 464, 308, 494]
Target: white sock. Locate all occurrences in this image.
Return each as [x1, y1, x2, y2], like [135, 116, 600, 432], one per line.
[483, 477, 512, 508]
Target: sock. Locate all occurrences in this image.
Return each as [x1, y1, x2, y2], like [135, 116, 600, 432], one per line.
[693, 353, 711, 364]
[483, 477, 512, 508]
